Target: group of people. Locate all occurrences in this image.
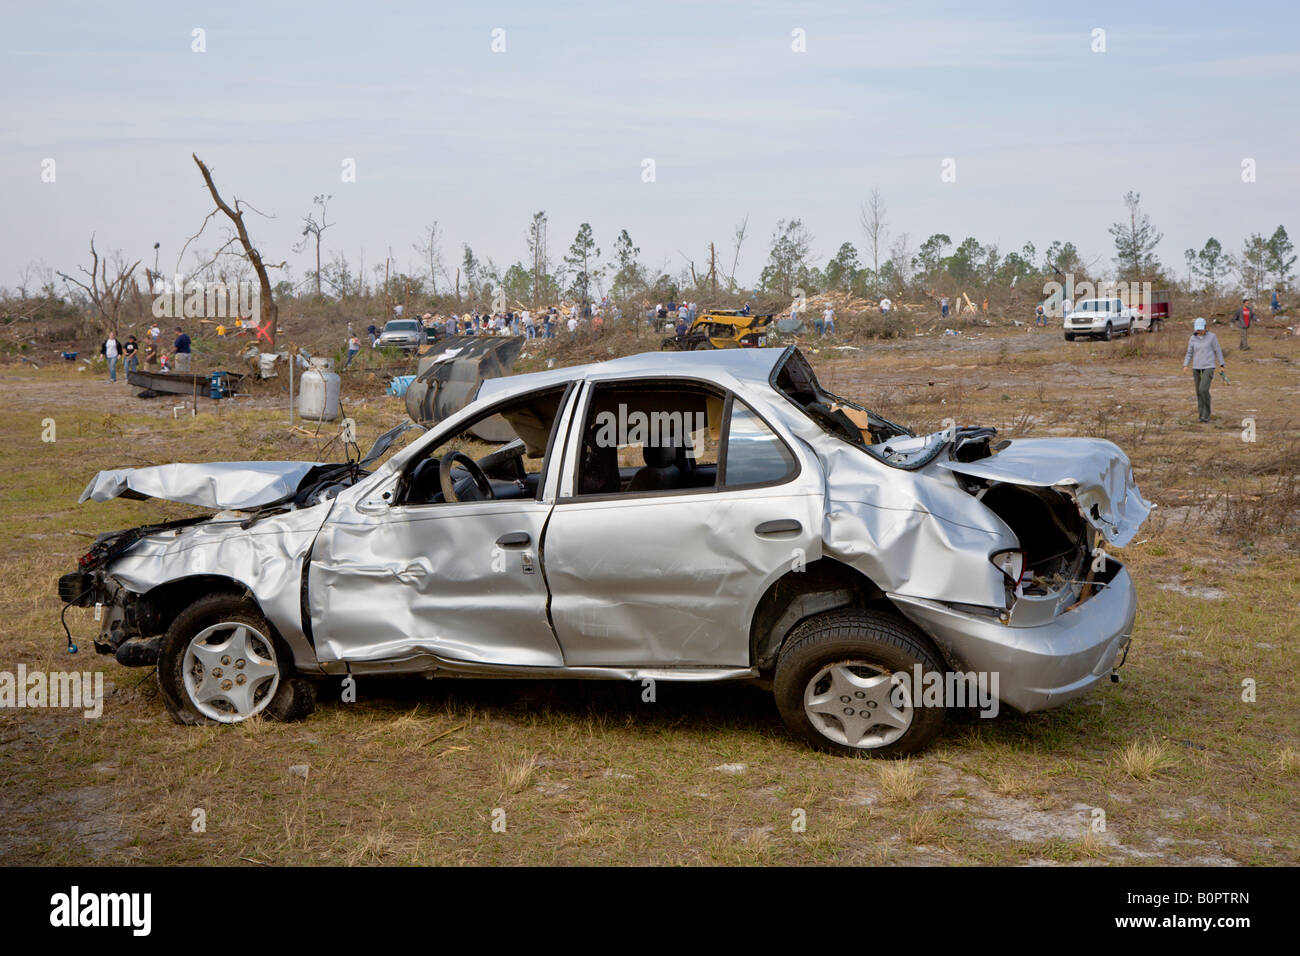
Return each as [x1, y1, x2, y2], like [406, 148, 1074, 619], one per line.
[99, 324, 191, 381]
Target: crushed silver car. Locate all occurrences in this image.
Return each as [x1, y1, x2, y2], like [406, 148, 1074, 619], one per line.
[59, 347, 1150, 755]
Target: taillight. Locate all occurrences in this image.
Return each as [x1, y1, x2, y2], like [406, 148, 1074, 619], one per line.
[990, 549, 1026, 588]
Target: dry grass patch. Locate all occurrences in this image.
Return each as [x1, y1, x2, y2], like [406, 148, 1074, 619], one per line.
[874, 758, 923, 805]
[1118, 739, 1179, 781]
[1272, 747, 1300, 776]
[499, 752, 539, 793]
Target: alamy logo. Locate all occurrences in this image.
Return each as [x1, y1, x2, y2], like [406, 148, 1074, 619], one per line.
[0, 665, 103, 718]
[1041, 275, 1152, 318]
[49, 886, 151, 936]
[152, 275, 260, 323]
[891, 665, 1000, 717]
[592, 405, 706, 456]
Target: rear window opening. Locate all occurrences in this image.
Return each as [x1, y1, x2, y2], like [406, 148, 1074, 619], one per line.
[771, 348, 998, 470]
[772, 348, 911, 446]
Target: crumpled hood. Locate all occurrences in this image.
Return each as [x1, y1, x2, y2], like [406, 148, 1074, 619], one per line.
[79, 461, 319, 510]
[937, 437, 1152, 546]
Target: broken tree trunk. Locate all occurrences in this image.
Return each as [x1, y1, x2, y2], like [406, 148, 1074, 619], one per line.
[191, 153, 279, 346]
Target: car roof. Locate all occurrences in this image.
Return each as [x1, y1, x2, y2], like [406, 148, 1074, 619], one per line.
[476, 346, 791, 403]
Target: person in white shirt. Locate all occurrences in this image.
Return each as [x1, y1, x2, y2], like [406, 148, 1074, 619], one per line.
[101, 333, 120, 382]
[822, 307, 835, 335]
[879, 297, 892, 315]
[567, 316, 578, 334]
[522, 310, 535, 338]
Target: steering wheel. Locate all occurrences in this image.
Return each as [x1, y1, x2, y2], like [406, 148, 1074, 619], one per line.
[439, 452, 495, 502]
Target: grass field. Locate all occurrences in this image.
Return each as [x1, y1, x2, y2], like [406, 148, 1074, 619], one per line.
[1, 321, 1297, 866]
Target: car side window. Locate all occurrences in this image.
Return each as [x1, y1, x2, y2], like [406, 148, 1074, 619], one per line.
[722, 400, 798, 487]
[574, 383, 723, 497]
[400, 385, 569, 505]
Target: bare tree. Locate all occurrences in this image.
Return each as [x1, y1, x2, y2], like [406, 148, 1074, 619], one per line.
[888, 232, 914, 288]
[293, 194, 333, 297]
[727, 214, 750, 290]
[413, 222, 445, 295]
[56, 236, 140, 335]
[859, 187, 887, 293]
[188, 153, 281, 345]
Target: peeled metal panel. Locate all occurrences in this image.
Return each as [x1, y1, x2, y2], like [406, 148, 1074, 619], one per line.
[79, 461, 317, 510]
[937, 438, 1152, 546]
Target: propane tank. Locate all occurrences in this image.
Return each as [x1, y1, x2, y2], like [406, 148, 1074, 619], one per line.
[298, 358, 340, 422]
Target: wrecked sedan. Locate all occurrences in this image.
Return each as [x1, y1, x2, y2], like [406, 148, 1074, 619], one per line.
[60, 347, 1149, 756]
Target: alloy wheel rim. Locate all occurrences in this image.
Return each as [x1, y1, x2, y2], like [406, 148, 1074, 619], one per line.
[803, 660, 913, 749]
[182, 622, 280, 723]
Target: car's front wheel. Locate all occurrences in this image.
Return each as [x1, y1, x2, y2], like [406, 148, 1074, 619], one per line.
[773, 609, 946, 757]
[1064, 332, 1075, 341]
[158, 593, 315, 726]
[1102, 321, 1113, 341]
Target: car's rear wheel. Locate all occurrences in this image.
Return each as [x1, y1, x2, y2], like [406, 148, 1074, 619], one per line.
[773, 608, 946, 757]
[158, 593, 315, 726]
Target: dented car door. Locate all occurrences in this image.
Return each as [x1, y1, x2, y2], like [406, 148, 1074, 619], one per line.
[542, 378, 824, 668]
[305, 392, 577, 669]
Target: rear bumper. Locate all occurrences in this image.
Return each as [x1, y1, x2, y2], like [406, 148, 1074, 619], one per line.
[889, 564, 1137, 713]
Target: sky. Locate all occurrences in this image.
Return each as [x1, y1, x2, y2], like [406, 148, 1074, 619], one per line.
[2, 0, 1297, 292]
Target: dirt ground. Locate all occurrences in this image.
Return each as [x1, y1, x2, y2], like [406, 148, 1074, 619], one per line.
[1, 319, 1297, 866]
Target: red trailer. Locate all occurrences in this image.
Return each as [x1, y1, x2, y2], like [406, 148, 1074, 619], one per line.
[1132, 290, 1169, 332]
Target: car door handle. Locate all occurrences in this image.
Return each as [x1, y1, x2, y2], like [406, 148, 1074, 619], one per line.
[496, 531, 531, 548]
[755, 519, 802, 536]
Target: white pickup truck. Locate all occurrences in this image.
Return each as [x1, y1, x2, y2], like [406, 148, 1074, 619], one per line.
[1064, 297, 1137, 341]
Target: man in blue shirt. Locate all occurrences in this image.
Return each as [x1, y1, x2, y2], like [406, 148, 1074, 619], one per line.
[172, 326, 192, 373]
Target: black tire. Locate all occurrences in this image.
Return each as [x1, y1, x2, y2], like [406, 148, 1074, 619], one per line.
[773, 608, 946, 757]
[1064, 332, 1075, 342]
[157, 593, 315, 726]
[1103, 322, 1113, 341]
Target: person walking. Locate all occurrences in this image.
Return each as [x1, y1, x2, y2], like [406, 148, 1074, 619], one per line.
[342, 333, 361, 369]
[822, 306, 836, 336]
[940, 296, 949, 319]
[100, 332, 120, 382]
[1183, 317, 1226, 423]
[123, 335, 139, 375]
[367, 323, 378, 347]
[172, 326, 191, 373]
[1271, 289, 1281, 316]
[1231, 297, 1254, 351]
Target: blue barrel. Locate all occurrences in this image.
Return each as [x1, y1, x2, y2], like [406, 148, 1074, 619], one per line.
[209, 371, 227, 399]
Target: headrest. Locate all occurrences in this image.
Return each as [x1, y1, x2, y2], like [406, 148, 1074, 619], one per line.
[642, 444, 676, 468]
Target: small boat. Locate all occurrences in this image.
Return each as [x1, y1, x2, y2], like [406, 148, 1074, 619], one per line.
[127, 369, 244, 398]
